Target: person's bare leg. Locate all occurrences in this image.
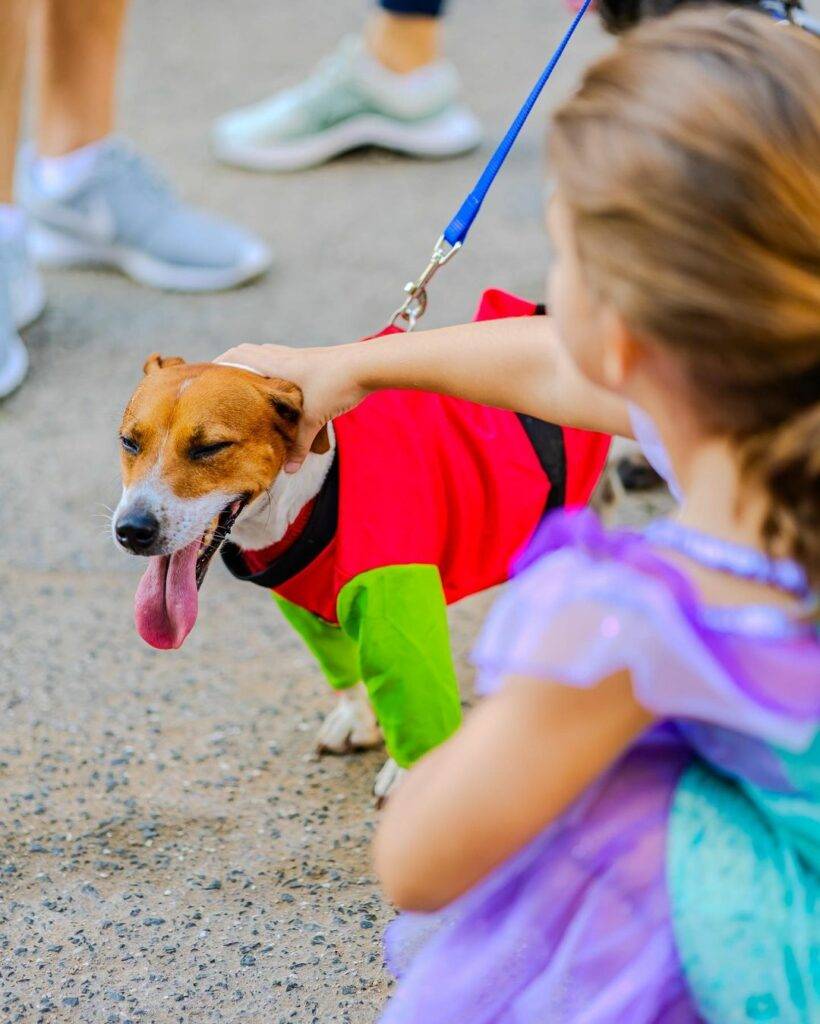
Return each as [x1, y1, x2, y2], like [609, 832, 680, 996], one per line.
[0, 1, 30, 202]
[36, 0, 127, 158]
[366, 10, 441, 73]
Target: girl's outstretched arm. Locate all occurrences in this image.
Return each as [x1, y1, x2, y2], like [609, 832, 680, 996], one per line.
[217, 316, 632, 471]
[374, 673, 652, 912]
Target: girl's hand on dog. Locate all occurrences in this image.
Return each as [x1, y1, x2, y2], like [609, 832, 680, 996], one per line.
[215, 343, 366, 472]
[218, 317, 634, 474]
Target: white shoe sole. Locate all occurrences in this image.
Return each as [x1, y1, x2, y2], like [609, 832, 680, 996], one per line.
[0, 332, 29, 398]
[28, 226, 273, 293]
[12, 271, 46, 330]
[212, 105, 483, 172]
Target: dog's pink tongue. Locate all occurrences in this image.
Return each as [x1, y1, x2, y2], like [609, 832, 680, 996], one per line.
[134, 541, 199, 649]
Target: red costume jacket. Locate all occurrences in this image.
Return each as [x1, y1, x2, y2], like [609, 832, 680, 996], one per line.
[222, 290, 610, 624]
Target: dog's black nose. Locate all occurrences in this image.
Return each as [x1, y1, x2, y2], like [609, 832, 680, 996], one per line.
[116, 510, 159, 551]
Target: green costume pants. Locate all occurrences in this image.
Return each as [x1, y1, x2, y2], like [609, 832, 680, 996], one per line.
[274, 564, 463, 768]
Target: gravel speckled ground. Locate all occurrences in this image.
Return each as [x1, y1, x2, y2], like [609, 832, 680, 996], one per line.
[0, 3, 672, 1021]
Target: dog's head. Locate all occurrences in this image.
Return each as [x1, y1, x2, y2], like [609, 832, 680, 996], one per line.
[113, 354, 328, 650]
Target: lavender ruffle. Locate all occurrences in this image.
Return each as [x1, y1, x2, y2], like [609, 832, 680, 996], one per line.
[380, 511, 819, 1023]
[475, 511, 819, 750]
[382, 729, 699, 1023]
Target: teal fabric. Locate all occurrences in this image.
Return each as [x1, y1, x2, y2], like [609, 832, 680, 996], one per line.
[759, 734, 820, 870]
[669, 760, 820, 1023]
[336, 565, 462, 768]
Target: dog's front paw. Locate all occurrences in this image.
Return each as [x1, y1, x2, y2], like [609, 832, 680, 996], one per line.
[374, 757, 407, 807]
[316, 684, 383, 755]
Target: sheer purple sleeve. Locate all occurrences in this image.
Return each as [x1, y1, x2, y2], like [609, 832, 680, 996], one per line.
[472, 545, 816, 752]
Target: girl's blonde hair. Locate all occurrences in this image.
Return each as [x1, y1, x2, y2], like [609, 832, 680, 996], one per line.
[550, 8, 820, 583]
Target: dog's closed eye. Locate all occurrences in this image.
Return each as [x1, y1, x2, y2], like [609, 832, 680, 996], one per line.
[120, 435, 140, 455]
[189, 440, 235, 461]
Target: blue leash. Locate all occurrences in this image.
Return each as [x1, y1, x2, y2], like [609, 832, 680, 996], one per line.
[391, 0, 594, 330]
[761, 0, 820, 33]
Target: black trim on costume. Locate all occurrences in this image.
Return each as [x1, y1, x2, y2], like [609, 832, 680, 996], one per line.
[221, 454, 339, 589]
[223, 297, 559, 583]
[518, 302, 566, 512]
[517, 415, 567, 512]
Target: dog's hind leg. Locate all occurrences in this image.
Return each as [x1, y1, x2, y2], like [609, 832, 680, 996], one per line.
[336, 565, 462, 798]
[374, 758, 407, 806]
[273, 594, 381, 753]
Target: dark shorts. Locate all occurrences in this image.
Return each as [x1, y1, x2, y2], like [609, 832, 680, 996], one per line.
[379, 0, 446, 17]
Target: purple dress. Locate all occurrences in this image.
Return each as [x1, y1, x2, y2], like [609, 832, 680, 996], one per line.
[380, 512, 820, 1024]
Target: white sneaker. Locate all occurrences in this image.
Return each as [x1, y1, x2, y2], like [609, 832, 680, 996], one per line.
[212, 36, 483, 172]
[0, 271, 29, 399]
[2, 230, 46, 330]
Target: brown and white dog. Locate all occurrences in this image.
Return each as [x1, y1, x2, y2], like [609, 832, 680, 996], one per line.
[114, 354, 329, 645]
[114, 348, 607, 796]
[113, 355, 398, 785]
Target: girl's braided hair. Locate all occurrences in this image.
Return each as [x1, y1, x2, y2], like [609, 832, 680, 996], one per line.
[550, 9, 820, 584]
[596, 0, 813, 33]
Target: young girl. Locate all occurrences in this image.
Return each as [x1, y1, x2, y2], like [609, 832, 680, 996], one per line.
[219, 8, 819, 1021]
[366, 10, 820, 1022]
[215, 0, 814, 480]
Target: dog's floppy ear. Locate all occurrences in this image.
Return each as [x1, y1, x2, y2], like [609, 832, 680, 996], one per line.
[309, 424, 331, 454]
[266, 380, 330, 455]
[143, 353, 187, 375]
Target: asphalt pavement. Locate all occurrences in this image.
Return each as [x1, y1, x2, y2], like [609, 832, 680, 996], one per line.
[0, 3, 631, 1021]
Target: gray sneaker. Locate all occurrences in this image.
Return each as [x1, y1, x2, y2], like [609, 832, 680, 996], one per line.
[0, 269, 29, 399]
[212, 36, 482, 172]
[18, 139, 273, 292]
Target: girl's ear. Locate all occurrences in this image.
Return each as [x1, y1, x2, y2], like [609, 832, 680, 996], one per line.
[601, 311, 641, 391]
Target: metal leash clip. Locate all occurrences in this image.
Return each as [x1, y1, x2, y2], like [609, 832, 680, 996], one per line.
[761, 0, 820, 33]
[389, 234, 461, 332]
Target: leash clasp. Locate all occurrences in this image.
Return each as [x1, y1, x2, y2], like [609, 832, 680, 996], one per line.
[389, 234, 461, 332]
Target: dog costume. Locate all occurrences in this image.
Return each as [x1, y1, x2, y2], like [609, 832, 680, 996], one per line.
[221, 290, 610, 767]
